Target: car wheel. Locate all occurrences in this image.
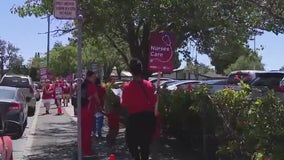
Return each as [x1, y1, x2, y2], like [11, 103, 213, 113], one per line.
[28, 107, 35, 117]
[24, 117, 27, 128]
[12, 125, 24, 139]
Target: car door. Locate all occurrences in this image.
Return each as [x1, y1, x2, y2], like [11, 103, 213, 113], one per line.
[16, 89, 28, 122]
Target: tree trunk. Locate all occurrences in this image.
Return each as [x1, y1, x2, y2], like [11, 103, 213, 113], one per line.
[127, 23, 152, 79]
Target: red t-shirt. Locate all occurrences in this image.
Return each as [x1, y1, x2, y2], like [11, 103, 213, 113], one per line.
[42, 85, 54, 99]
[121, 79, 157, 114]
[97, 86, 106, 107]
[84, 81, 97, 112]
[63, 84, 70, 94]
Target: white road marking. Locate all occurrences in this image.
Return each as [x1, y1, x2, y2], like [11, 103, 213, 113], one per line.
[22, 104, 41, 158]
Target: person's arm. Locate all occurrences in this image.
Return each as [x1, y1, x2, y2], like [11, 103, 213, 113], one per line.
[121, 86, 130, 109]
[94, 93, 102, 111]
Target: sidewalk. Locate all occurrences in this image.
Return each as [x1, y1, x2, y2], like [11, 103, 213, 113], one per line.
[24, 106, 77, 160]
[65, 106, 199, 160]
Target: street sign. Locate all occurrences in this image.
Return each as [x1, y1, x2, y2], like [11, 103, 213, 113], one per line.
[53, 0, 77, 19]
[148, 31, 176, 73]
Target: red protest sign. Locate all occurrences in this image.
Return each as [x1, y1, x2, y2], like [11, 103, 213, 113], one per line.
[148, 32, 175, 73]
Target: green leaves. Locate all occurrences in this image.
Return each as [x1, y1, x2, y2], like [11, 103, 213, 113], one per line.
[49, 45, 77, 76]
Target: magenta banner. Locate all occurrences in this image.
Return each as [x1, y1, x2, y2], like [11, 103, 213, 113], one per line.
[148, 32, 175, 73]
[40, 67, 48, 82]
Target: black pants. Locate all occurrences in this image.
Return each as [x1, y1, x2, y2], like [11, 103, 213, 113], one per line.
[126, 112, 156, 160]
[71, 96, 77, 115]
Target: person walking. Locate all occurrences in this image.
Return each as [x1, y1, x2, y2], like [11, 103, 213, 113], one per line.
[54, 81, 64, 115]
[93, 78, 106, 138]
[71, 80, 78, 116]
[62, 80, 71, 107]
[81, 71, 101, 158]
[121, 59, 157, 160]
[42, 80, 54, 114]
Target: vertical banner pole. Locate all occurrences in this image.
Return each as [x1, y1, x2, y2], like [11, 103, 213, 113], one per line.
[76, 14, 83, 160]
[155, 72, 162, 116]
[47, 14, 50, 70]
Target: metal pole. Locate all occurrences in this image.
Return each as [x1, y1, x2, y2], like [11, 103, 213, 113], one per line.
[47, 15, 51, 70]
[76, 14, 83, 160]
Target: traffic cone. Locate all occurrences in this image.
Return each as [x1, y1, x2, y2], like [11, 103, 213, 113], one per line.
[109, 154, 116, 160]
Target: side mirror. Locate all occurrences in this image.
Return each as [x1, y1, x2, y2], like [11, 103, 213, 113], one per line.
[26, 97, 31, 102]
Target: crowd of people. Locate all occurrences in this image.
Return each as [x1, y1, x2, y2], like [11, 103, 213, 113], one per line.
[39, 59, 160, 160]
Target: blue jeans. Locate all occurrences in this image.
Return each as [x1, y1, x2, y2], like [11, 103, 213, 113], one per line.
[94, 115, 104, 136]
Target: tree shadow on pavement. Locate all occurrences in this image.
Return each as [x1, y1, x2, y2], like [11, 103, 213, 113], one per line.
[25, 121, 77, 160]
[93, 126, 199, 160]
[25, 142, 77, 160]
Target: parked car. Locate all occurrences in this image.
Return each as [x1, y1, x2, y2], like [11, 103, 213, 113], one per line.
[149, 77, 173, 88]
[160, 80, 181, 89]
[199, 79, 228, 93]
[0, 74, 37, 117]
[167, 80, 201, 90]
[0, 115, 13, 160]
[228, 70, 284, 99]
[227, 70, 264, 85]
[0, 86, 28, 139]
[33, 83, 41, 101]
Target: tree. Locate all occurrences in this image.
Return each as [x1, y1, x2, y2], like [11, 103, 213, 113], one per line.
[185, 61, 215, 78]
[12, 0, 284, 78]
[0, 39, 26, 76]
[82, 37, 129, 80]
[224, 53, 265, 74]
[49, 45, 77, 77]
[211, 43, 254, 74]
[27, 53, 47, 81]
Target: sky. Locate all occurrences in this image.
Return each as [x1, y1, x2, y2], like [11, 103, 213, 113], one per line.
[1, 1, 284, 70]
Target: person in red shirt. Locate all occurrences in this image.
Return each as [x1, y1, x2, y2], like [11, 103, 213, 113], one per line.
[62, 80, 71, 107]
[81, 71, 101, 158]
[42, 80, 54, 114]
[121, 59, 157, 160]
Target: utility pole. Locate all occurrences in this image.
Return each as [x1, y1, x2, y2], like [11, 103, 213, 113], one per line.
[76, 14, 83, 160]
[47, 14, 51, 70]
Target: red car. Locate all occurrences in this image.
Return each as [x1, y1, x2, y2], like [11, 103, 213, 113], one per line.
[0, 119, 13, 160]
[0, 135, 13, 160]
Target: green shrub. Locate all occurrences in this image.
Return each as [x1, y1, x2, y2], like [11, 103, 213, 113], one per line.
[158, 83, 284, 160]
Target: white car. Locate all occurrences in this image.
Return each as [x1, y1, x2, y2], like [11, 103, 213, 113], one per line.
[166, 80, 201, 91]
[0, 74, 38, 117]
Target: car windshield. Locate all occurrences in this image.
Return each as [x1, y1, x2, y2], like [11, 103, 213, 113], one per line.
[0, 89, 15, 99]
[252, 73, 284, 87]
[203, 80, 228, 85]
[0, 77, 30, 88]
[228, 73, 252, 84]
